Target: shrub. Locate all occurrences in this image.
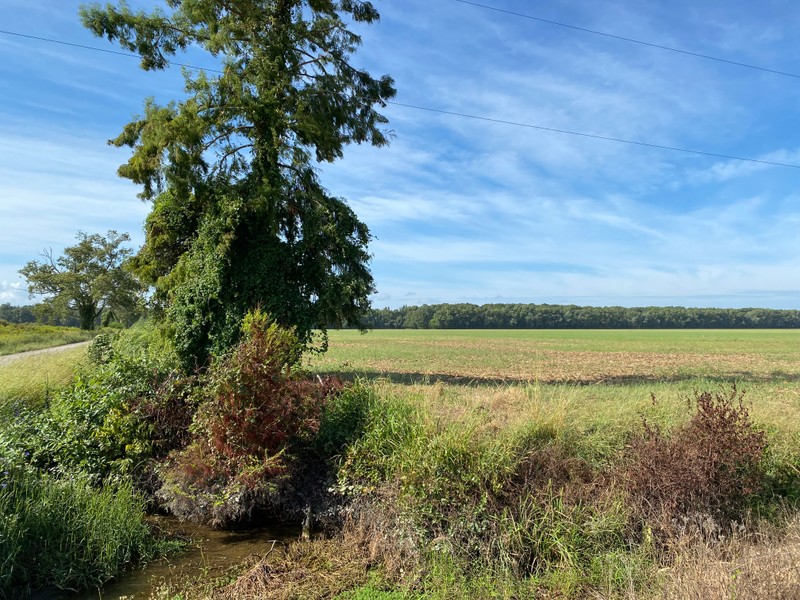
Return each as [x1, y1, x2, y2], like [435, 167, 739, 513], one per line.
[2, 320, 181, 480]
[622, 386, 768, 541]
[156, 312, 343, 526]
[87, 332, 116, 364]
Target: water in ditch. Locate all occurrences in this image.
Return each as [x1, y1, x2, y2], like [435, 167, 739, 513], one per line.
[29, 516, 298, 600]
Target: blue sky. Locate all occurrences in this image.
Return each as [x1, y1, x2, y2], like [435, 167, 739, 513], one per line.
[2, 1, 800, 309]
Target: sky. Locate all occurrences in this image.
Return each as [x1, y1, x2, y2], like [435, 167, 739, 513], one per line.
[2, 1, 800, 310]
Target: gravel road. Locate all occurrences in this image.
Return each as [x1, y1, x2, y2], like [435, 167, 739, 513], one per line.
[0, 341, 91, 366]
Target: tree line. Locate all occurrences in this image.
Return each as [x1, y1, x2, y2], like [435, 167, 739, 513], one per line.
[0, 304, 40, 325]
[363, 304, 800, 329]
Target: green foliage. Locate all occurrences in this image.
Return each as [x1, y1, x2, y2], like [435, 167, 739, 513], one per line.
[365, 303, 800, 329]
[0, 320, 182, 596]
[81, 0, 396, 366]
[0, 466, 155, 596]
[336, 394, 426, 489]
[0, 320, 180, 479]
[336, 394, 642, 596]
[87, 332, 115, 364]
[315, 380, 379, 458]
[19, 231, 142, 330]
[9, 360, 152, 478]
[157, 313, 343, 526]
[0, 304, 36, 325]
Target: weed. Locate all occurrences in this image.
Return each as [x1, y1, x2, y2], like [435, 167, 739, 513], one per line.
[0, 467, 156, 596]
[622, 386, 768, 543]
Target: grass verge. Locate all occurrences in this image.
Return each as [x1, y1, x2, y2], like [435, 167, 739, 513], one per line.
[0, 323, 94, 356]
[0, 346, 88, 409]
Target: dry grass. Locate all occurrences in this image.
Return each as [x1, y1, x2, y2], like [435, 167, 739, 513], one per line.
[658, 516, 800, 599]
[210, 535, 371, 600]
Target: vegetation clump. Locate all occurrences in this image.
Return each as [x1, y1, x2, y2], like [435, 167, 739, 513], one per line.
[622, 386, 768, 543]
[0, 464, 157, 596]
[157, 311, 344, 526]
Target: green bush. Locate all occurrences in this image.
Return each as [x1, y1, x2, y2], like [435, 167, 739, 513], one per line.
[1, 319, 181, 480]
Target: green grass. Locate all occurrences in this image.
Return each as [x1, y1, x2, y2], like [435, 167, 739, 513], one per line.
[0, 346, 89, 409]
[0, 322, 94, 356]
[0, 468, 158, 596]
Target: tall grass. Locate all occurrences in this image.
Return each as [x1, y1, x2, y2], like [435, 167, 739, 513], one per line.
[324, 379, 794, 598]
[0, 468, 156, 596]
[0, 323, 94, 356]
[0, 346, 88, 409]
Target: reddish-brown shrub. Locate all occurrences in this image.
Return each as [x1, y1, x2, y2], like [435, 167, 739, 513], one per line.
[156, 312, 343, 526]
[622, 386, 767, 540]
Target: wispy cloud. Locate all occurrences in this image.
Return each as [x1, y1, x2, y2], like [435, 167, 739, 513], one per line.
[2, 0, 800, 310]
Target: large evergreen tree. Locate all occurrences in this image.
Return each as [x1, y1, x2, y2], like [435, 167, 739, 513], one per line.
[80, 0, 395, 366]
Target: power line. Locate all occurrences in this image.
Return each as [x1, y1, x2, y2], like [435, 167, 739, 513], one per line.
[0, 29, 221, 74]
[2, 28, 799, 170]
[454, 0, 800, 80]
[389, 102, 800, 169]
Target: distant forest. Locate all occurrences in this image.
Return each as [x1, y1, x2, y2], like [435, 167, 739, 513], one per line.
[364, 304, 800, 329]
[0, 303, 80, 328]
[5, 301, 800, 330]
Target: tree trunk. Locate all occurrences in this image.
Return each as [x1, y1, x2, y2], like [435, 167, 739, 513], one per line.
[78, 304, 97, 330]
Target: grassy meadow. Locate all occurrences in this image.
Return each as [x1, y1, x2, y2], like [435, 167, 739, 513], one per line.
[0, 345, 89, 409]
[0, 322, 94, 356]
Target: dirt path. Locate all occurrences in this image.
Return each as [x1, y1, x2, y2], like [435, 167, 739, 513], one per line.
[0, 341, 91, 366]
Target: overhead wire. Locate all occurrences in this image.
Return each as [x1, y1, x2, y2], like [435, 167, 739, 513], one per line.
[454, 0, 800, 80]
[1, 28, 799, 169]
[389, 102, 800, 169]
[0, 29, 220, 73]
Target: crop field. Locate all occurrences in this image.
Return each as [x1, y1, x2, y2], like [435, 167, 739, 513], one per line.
[0, 322, 94, 356]
[311, 329, 800, 382]
[309, 328, 800, 444]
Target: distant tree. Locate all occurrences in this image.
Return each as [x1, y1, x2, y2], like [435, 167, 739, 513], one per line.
[361, 303, 800, 330]
[19, 231, 141, 330]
